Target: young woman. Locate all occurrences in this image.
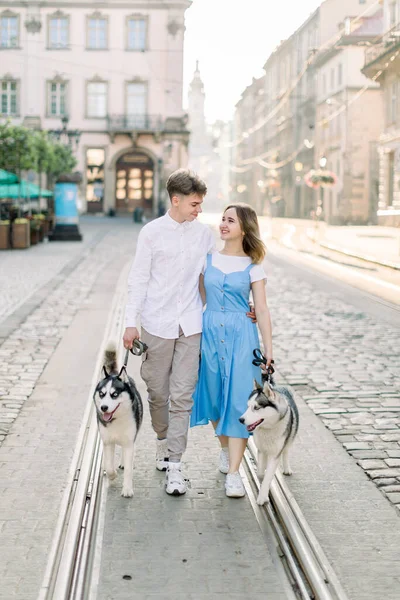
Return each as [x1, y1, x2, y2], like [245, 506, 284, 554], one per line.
[190, 203, 273, 498]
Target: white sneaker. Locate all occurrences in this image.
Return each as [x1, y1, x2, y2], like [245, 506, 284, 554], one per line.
[225, 472, 245, 498]
[156, 439, 169, 472]
[165, 462, 187, 496]
[219, 449, 229, 474]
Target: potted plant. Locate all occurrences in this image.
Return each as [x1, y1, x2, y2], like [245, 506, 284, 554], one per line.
[0, 219, 10, 249]
[12, 218, 30, 249]
[30, 217, 42, 245]
[304, 169, 337, 189]
[34, 214, 46, 240]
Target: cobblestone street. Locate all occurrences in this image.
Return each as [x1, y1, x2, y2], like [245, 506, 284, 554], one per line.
[266, 253, 400, 510]
[1, 216, 400, 599]
[0, 218, 140, 448]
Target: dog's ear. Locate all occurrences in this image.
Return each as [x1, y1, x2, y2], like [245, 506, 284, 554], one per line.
[103, 366, 109, 378]
[253, 378, 263, 392]
[118, 366, 128, 382]
[263, 381, 275, 398]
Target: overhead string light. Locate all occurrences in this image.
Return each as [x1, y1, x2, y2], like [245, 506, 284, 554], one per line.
[220, 0, 381, 151]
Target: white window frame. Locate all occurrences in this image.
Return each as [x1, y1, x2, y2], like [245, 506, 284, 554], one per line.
[0, 13, 19, 48]
[47, 80, 68, 117]
[338, 63, 343, 86]
[48, 15, 69, 49]
[126, 81, 148, 127]
[87, 16, 108, 50]
[127, 16, 147, 51]
[390, 79, 398, 124]
[86, 80, 108, 118]
[1, 79, 18, 115]
[389, 0, 398, 29]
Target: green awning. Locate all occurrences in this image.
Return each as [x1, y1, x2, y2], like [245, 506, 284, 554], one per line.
[0, 169, 18, 184]
[0, 181, 53, 199]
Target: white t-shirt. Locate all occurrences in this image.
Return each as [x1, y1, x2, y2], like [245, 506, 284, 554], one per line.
[203, 251, 266, 283]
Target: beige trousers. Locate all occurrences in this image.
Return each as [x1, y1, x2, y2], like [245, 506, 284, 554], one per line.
[140, 327, 201, 461]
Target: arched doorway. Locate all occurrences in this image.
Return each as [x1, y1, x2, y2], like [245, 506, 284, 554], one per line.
[115, 151, 154, 215]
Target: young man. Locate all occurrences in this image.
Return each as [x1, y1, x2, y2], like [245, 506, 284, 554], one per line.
[123, 169, 214, 495]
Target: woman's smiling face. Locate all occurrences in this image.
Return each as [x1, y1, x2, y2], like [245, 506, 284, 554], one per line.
[219, 207, 243, 241]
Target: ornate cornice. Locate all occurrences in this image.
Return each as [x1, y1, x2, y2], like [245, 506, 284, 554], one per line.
[0, 2, 191, 9]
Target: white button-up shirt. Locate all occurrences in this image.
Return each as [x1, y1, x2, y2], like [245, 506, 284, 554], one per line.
[125, 212, 215, 339]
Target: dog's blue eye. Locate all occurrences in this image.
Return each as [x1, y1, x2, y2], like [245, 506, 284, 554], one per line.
[111, 392, 119, 399]
[253, 406, 260, 411]
[99, 391, 105, 398]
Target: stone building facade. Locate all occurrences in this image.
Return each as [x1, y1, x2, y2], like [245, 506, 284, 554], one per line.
[363, 0, 400, 225]
[0, 0, 191, 216]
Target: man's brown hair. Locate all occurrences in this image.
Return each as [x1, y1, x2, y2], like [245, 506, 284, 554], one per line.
[166, 169, 207, 199]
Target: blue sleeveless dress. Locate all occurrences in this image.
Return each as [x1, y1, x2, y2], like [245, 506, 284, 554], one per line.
[191, 254, 261, 439]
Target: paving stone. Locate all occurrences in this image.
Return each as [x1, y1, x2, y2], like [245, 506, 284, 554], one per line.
[384, 459, 400, 468]
[385, 493, 400, 505]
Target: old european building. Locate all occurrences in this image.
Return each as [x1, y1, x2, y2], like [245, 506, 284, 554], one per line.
[363, 0, 400, 225]
[314, 8, 383, 224]
[232, 0, 381, 221]
[0, 0, 191, 216]
[187, 62, 225, 212]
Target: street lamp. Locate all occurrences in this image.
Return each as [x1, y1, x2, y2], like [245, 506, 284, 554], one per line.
[48, 115, 83, 242]
[49, 115, 81, 151]
[319, 155, 327, 168]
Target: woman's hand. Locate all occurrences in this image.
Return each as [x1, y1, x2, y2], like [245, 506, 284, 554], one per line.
[246, 302, 257, 323]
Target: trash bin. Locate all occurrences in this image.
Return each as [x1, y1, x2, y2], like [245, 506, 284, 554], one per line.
[133, 207, 144, 223]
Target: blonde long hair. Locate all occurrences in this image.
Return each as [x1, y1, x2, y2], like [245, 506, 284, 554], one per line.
[224, 203, 266, 264]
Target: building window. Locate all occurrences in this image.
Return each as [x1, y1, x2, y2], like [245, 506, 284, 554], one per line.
[1, 14, 18, 48]
[87, 17, 107, 50]
[49, 16, 69, 49]
[389, 1, 398, 29]
[87, 81, 107, 117]
[86, 148, 105, 210]
[126, 82, 147, 127]
[127, 17, 147, 51]
[48, 81, 67, 116]
[388, 79, 398, 124]
[338, 63, 343, 86]
[1, 80, 18, 115]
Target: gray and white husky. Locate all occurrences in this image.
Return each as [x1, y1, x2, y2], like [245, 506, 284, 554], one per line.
[93, 342, 143, 498]
[240, 379, 299, 506]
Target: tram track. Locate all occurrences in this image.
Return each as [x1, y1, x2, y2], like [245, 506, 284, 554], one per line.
[37, 268, 349, 600]
[241, 440, 349, 600]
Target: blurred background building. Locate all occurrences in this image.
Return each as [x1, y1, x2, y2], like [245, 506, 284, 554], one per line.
[0, 0, 191, 217]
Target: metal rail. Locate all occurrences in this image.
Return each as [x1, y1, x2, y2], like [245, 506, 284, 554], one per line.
[242, 439, 349, 600]
[38, 270, 349, 600]
[38, 270, 126, 600]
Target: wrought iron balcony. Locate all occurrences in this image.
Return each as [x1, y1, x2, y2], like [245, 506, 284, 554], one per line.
[364, 22, 400, 75]
[107, 114, 163, 132]
[107, 114, 189, 134]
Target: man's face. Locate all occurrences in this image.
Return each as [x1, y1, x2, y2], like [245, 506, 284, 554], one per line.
[172, 193, 204, 221]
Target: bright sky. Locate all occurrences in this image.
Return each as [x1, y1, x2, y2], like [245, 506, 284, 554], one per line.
[183, 0, 321, 123]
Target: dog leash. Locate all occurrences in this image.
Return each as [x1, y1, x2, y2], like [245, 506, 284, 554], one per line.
[252, 348, 275, 384]
[124, 339, 148, 368]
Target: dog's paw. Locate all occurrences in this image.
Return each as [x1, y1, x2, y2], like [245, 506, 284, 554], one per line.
[257, 492, 270, 506]
[121, 486, 134, 498]
[283, 468, 293, 476]
[106, 469, 118, 481]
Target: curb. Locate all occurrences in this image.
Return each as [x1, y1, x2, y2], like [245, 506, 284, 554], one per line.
[307, 235, 400, 271]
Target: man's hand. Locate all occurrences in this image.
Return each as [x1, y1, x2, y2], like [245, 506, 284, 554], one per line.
[246, 302, 257, 323]
[123, 327, 140, 350]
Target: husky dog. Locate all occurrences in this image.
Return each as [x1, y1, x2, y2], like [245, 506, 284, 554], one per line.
[93, 342, 143, 498]
[239, 379, 299, 506]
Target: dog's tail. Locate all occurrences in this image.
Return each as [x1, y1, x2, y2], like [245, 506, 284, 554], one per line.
[104, 341, 118, 374]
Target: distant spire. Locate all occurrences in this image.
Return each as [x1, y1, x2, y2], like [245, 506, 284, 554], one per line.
[195, 59, 199, 72]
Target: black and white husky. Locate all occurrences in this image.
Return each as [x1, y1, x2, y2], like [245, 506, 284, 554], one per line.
[240, 379, 299, 506]
[93, 342, 143, 497]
